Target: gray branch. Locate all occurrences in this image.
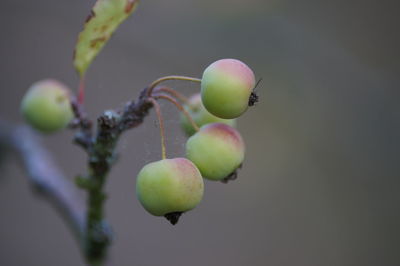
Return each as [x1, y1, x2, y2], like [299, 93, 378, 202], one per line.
[0, 120, 86, 242]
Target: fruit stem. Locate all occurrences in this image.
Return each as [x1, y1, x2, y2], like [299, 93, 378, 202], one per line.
[148, 98, 167, 160]
[78, 76, 86, 105]
[147, 76, 201, 97]
[153, 87, 190, 105]
[153, 93, 200, 132]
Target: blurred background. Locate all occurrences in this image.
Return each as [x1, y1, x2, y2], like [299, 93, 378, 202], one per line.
[0, 0, 399, 265]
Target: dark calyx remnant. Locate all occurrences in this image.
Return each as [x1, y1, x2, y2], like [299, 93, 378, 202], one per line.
[164, 212, 183, 225]
[249, 78, 262, 106]
[221, 163, 243, 184]
[248, 91, 259, 106]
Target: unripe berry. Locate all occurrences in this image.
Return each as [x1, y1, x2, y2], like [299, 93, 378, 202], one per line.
[20, 79, 74, 133]
[186, 123, 245, 181]
[201, 59, 255, 119]
[180, 93, 236, 136]
[136, 158, 204, 224]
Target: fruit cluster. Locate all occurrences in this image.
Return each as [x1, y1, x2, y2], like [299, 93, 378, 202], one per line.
[137, 59, 256, 224]
[20, 58, 257, 225]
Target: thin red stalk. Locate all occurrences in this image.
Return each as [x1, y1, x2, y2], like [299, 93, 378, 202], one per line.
[147, 76, 201, 97]
[148, 97, 167, 160]
[153, 93, 199, 132]
[153, 87, 190, 104]
[78, 76, 86, 105]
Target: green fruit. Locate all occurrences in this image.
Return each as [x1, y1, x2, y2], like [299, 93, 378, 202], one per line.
[180, 93, 236, 136]
[136, 158, 204, 224]
[201, 58, 255, 119]
[20, 79, 74, 133]
[186, 123, 245, 181]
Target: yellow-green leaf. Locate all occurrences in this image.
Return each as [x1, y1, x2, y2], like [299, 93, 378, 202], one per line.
[73, 0, 139, 76]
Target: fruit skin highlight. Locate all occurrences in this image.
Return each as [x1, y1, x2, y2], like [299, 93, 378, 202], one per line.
[136, 158, 204, 217]
[186, 123, 245, 181]
[180, 93, 236, 136]
[201, 58, 255, 119]
[20, 79, 74, 133]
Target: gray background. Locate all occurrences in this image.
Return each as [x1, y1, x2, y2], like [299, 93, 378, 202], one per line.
[0, 0, 399, 265]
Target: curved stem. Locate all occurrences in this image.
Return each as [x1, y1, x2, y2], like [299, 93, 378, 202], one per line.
[147, 76, 201, 97]
[148, 98, 167, 160]
[154, 87, 190, 104]
[153, 93, 199, 132]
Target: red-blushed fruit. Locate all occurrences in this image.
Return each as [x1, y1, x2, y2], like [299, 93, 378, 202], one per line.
[186, 123, 245, 181]
[201, 59, 255, 119]
[136, 158, 204, 224]
[20, 79, 74, 133]
[180, 93, 236, 136]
